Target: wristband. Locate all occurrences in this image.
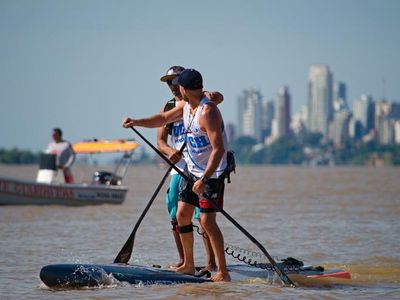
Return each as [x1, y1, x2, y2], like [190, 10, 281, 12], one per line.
[200, 175, 209, 184]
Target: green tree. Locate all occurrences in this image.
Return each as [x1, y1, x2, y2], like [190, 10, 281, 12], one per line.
[265, 137, 304, 165]
[300, 132, 323, 147]
[231, 136, 258, 164]
[0, 148, 39, 164]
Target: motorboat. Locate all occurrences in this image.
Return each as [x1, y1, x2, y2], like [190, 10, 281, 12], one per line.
[0, 139, 139, 206]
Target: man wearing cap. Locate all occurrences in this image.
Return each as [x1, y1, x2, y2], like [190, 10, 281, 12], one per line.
[122, 68, 230, 282]
[158, 66, 223, 272]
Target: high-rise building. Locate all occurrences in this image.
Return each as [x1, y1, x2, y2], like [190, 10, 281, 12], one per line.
[291, 112, 306, 137]
[237, 89, 263, 142]
[333, 81, 348, 111]
[273, 86, 291, 138]
[262, 98, 274, 140]
[330, 110, 352, 146]
[381, 119, 395, 145]
[300, 105, 308, 126]
[390, 103, 400, 144]
[348, 116, 363, 140]
[374, 100, 400, 144]
[395, 120, 400, 144]
[307, 65, 334, 138]
[334, 81, 347, 102]
[353, 94, 375, 135]
[390, 102, 400, 120]
[225, 123, 236, 145]
[375, 100, 391, 143]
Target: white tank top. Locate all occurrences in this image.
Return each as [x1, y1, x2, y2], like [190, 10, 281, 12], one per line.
[169, 120, 187, 175]
[46, 140, 75, 168]
[183, 97, 227, 178]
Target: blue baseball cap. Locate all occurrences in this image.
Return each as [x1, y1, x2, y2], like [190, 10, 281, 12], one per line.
[177, 69, 203, 90]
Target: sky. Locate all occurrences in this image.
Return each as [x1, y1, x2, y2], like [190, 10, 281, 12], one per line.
[0, 0, 399, 152]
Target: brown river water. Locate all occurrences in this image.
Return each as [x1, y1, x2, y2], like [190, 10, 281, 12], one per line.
[0, 165, 399, 299]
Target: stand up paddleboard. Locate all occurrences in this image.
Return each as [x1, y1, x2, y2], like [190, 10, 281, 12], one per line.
[40, 259, 351, 288]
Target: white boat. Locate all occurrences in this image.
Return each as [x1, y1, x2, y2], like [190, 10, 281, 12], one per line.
[0, 139, 139, 206]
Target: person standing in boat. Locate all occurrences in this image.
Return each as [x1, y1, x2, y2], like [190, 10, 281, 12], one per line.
[46, 128, 76, 183]
[122, 68, 230, 282]
[157, 65, 223, 272]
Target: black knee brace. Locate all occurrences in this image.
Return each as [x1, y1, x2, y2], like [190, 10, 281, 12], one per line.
[171, 219, 178, 232]
[177, 223, 193, 234]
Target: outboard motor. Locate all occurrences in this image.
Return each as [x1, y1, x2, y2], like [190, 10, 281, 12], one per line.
[92, 171, 122, 186]
[36, 153, 57, 183]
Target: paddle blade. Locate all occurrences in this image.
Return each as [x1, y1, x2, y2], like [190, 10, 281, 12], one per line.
[114, 239, 133, 264]
[277, 269, 296, 287]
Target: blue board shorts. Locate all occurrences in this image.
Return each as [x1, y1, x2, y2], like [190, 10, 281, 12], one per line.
[166, 174, 200, 220]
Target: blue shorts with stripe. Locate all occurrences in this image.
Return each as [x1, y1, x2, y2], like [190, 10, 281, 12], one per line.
[166, 174, 200, 220]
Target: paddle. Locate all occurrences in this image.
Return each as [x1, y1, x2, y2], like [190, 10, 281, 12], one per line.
[129, 126, 296, 287]
[114, 141, 187, 264]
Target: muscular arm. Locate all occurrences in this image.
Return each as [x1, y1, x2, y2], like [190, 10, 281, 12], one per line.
[192, 103, 225, 195]
[122, 101, 184, 128]
[199, 103, 225, 179]
[157, 125, 174, 157]
[157, 125, 184, 164]
[156, 104, 182, 164]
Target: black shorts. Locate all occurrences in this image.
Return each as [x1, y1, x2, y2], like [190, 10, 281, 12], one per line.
[178, 171, 225, 213]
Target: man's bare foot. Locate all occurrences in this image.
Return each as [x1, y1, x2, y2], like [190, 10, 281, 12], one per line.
[169, 261, 184, 269]
[211, 271, 231, 282]
[175, 264, 195, 275]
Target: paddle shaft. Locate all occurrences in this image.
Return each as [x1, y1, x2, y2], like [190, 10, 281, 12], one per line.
[129, 126, 296, 287]
[114, 140, 186, 264]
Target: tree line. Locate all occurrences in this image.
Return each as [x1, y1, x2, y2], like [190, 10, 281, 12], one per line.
[0, 148, 40, 164]
[2, 139, 400, 166]
[230, 133, 400, 166]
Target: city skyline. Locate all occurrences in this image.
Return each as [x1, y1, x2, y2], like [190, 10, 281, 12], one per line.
[236, 64, 400, 146]
[240, 66, 397, 125]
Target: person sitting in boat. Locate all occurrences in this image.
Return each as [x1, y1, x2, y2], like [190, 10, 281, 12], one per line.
[46, 128, 76, 183]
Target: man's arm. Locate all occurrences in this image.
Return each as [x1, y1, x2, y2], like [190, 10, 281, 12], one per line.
[192, 104, 225, 195]
[156, 112, 182, 164]
[200, 104, 225, 178]
[157, 124, 173, 155]
[122, 101, 184, 129]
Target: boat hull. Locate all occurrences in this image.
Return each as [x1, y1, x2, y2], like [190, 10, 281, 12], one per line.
[0, 177, 127, 205]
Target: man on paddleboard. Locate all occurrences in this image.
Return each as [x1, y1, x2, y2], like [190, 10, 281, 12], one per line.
[157, 66, 223, 272]
[122, 68, 230, 282]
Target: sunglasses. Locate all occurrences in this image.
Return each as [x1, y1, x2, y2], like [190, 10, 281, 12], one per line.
[167, 77, 179, 86]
